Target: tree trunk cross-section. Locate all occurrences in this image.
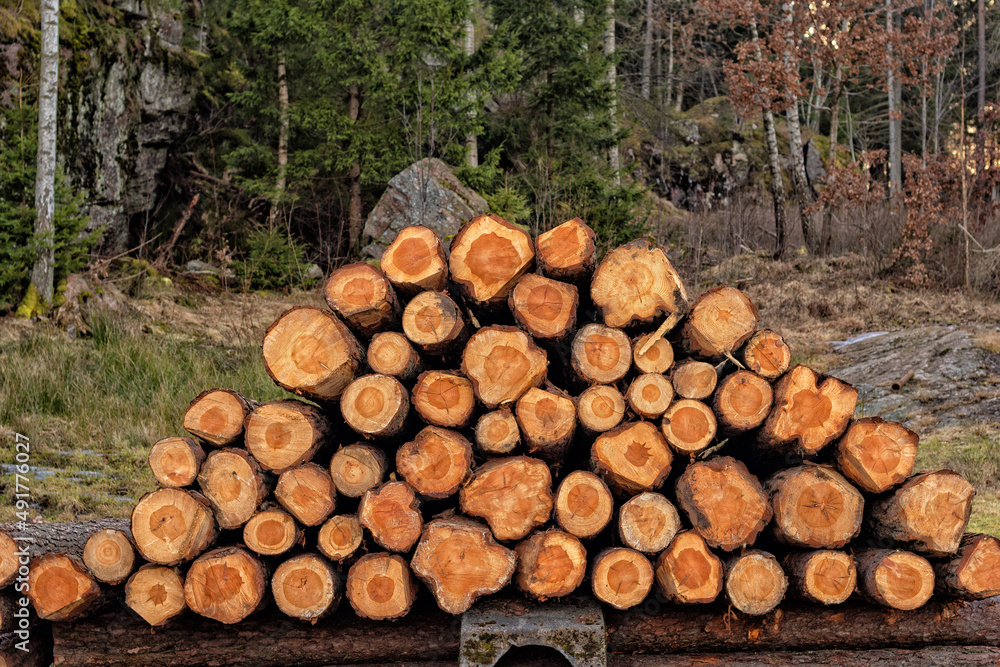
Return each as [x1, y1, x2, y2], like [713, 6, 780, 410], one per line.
[680, 286, 759, 360]
[243, 507, 301, 557]
[317, 515, 363, 562]
[654, 530, 724, 604]
[401, 291, 467, 356]
[358, 481, 423, 553]
[855, 549, 935, 611]
[759, 365, 858, 457]
[515, 386, 577, 462]
[515, 529, 587, 601]
[271, 553, 341, 622]
[590, 239, 688, 329]
[766, 465, 864, 549]
[27, 553, 102, 621]
[124, 564, 186, 627]
[82, 528, 135, 585]
[725, 550, 788, 616]
[676, 456, 771, 551]
[475, 408, 520, 455]
[131, 488, 216, 565]
[148, 437, 205, 488]
[835, 417, 918, 493]
[411, 371, 475, 429]
[670, 360, 717, 400]
[459, 456, 553, 541]
[618, 492, 681, 554]
[449, 214, 535, 306]
[324, 262, 400, 337]
[633, 332, 674, 374]
[329, 443, 386, 498]
[627, 373, 674, 420]
[184, 547, 267, 624]
[534, 217, 597, 283]
[713, 370, 774, 433]
[461, 326, 548, 408]
[784, 549, 857, 605]
[378, 225, 449, 297]
[509, 274, 578, 341]
[341, 374, 410, 439]
[660, 399, 716, 454]
[935, 534, 1000, 599]
[395, 426, 473, 499]
[244, 399, 329, 473]
[554, 470, 614, 539]
[591, 421, 673, 495]
[274, 463, 337, 527]
[0, 530, 18, 587]
[346, 552, 418, 620]
[577, 384, 627, 433]
[741, 329, 791, 380]
[571, 324, 632, 384]
[591, 548, 654, 610]
[367, 331, 423, 382]
[197, 448, 269, 530]
[183, 389, 256, 447]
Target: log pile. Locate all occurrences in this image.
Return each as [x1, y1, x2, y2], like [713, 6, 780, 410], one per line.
[7, 214, 999, 643]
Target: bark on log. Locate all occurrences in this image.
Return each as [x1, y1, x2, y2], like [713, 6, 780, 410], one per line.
[713, 370, 774, 433]
[274, 463, 337, 527]
[680, 286, 759, 361]
[758, 365, 858, 457]
[577, 385, 626, 434]
[367, 331, 423, 383]
[741, 329, 791, 380]
[183, 389, 256, 447]
[474, 408, 520, 455]
[618, 492, 681, 554]
[324, 262, 401, 337]
[935, 533, 1000, 599]
[653, 530, 723, 604]
[358, 481, 423, 553]
[329, 443, 387, 498]
[461, 325, 548, 408]
[411, 371, 475, 429]
[724, 550, 787, 616]
[675, 456, 771, 551]
[262, 306, 364, 403]
[317, 515, 363, 563]
[514, 529, 587, 601]
[660, 399, 716, 454]
[242, 507, 302, 557]
[591, 421, 673, 495]
[81, 529, 134, 585]
[0, 519, 130, 560]
[632, 333, 674, 374]
[535, 217, 597, 283]
[345, 553, 418, 620]
[197, 448, 269, 529]
[591, 548, 654, 610]
[401, 291, 467, 356]
[183, 547, 267, 624]
[670, 360, 717, 400]
[766, 465, 863, 549]
[272, 553, 341, 621]
[1, 621, 52, 667]
[449, 214, 534, 306]
[784, 550, 856, 605]
[27, 554, 102, 621]
[124, 564, 186, 627]
[131, 488, 215, 565]
[1, 530, 20, 587]
[571, 324, 632, 384]
[244, 399, 329, 473]
[617, 646, 1000, 667]
[341, 374, 410, 439]
[395, 426, 473, 499]
[515, 387, 577, 462]
[590, 239, 688, 329]
[553, 470, 614, 539]
[626, 373, 674, 420]
[854, 549, 935, 611]
[867, 470, 975, 557]
[147, 437, 205, 488]
[378, 225, 449, 297]
[834, 418, 918, 493]
[412, 516, 516, 614]
[509, 274, 578, 341]
[459, 456, 553, 541]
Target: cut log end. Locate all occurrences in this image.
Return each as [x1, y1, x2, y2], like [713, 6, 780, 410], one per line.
[243, 508, 301, 557]
[682, 286, 759, 360]
[131, 488, 216, 565]
[449, 214, 535, 305]
[856, 549, 935, 611]
[767, 465, 864, 549]
[713, 370, 774, 433]
[124, 564, 186, 627]
[148, 437, 205, 488]
[197, 448, 268, 530]
[82, 529, 135, 585]
[272, 553, 340, 621]
[0, 530, 18, 588]
[671, 361, 718, 400]
[346, 553, 418, 620]
[275, 463, 337, 527]
[359, 481, 423, 553]
[329, 443, 387, 498]
[591, 548, 654, 610]
[460, 456, 553, 541]
[759, 365, 858, 457]
[936, 534, 1000, 599]
[184, 547, 267, 624]
[535, 217, 597, 282]
[475, 408, 521, 455]
[244, 399, 329, 473]
[661, 399, 717, 454]
[367, 331, 423, 382]
[835, 418, 918, 493]
[515, 529, 587, 601]
[401, 291, 466, 355]
[784, 550, 857, 605]
[341, 374, 410, 438]
[515, 387, 577, 462]
[633, 333, 675, 374]
[324, 262, 400, 336]
[742, 329, 791, 380]
[654, 530, 723, 604]
[590, 239, 688, 329]
[183, 389, 253, 446]
[396, 426, 473, 499]
[462, 326, 548, 408]
[676, 456, 771, 551]
[618, 492, 681, 554]
[509, 274, 578, 340]
[317, 515, 363, 562]
[627, 373, 674, 420]
[554, 470, 614, 539]
[411, 371, 475, 429]
[725, 551, 788, 616]
[379, 225, 449, 296]
[28, 554, 102, 621]
[571, 324, 632, 384]
[577, 385, 626, 433]
[591, 421, 673, 495]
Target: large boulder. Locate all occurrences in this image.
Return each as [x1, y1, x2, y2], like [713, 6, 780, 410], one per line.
[361, 158, 488, 259]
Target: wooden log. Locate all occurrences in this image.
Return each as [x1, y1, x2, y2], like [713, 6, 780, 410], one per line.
[459, 456, 553, 541]
[766, 465, 864, 549]
[624, 646, 1000, 666]
[867, 470, 975, 557]
[328, 443, 387, 498]
[184, 546, 267, 624]
[1, 618, 52, 667]
[197, 448, 269, 530]
[514, 529, 587, 601]
[590, 239, 688, 329]
[341, 374, 410, 439]
[577, 385, 626, 433]
[553, 471, 614, 539]
[0, 529, 18, 587]
[183, 389, 255, 447]
[274, 463, 337, 528]
[758, 365, 858, 457]
[660, 399, 717, 454]
[712, 370, 773, 435]
[515, 386, 577, 462]
[449, 213, 534, 306]
[243, 507, 302, 557]
[324, 262, 400, 336]
[653, 530, 723, 604]
[618, 492, 681, 554]
[855, 549, 935, 610]
[148, 437, 205, 488]
[358, 481, 423, 553]
[124, 564, 186, 627]
[244, 399, 329, 473]
[0, 591, 14, 633]
[412, 516, 516, 614]
[317, 515, 363, 562]
[396, 426, 474, 499]
[0, 519, 129, 560]
[461, 325, 548, 408]
[741, 329, 791, 380]
[509, 274, 578, 341]
[893, 370, 915, 390]
[935, 534, 1000, 599]
[345, 552, 418, 620]
[131, 488, 216, 565]
[271, 553, 341, 621]
[474, 408, 520, 455]
[633, 333, 674, 374]
[591, 548, 654, 610]
[571, 324, 632, 384]
[670, 360, 717, 400]
[27, 554, 102, 621]
[401, 291, 467, 356]
[411, 371, 475, 429]
[680, 286, 759, 360]
[591, 421, 673, 495]
[675, 456, 771, 551]
[378, 225, 449, 297]
[535, 217, 597, 283]
[367, 331, 423, 382]
[834, 417, 918, 493]
[626, 373, 674, 420]
[783, 550, 857, 605]
[725, 550, 787, 616]
[82, 529, 134, 585]
[262, 306, 365, 403]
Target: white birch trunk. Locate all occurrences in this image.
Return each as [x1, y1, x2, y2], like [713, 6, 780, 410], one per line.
[606, 0, 620, 186]
[29, 0, 59, 307]
[465, 14, 478, 168]
[641, 0, 653, 100]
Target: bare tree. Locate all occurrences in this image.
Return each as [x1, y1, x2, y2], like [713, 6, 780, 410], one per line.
[642, 0, 653, 100]
[465, 13, 478, 167]
[886, 0, 902, 195]
[606, 0, 621, 186]
[270, 51, 290, 226]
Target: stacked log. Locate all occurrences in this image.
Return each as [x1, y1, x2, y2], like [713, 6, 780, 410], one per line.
[20, 213, 997, 640]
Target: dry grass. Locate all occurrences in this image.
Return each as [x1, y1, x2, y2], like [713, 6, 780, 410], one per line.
[975, 331, 1000, 355]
